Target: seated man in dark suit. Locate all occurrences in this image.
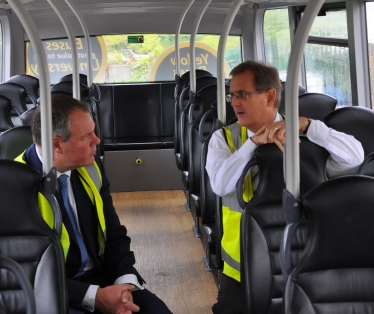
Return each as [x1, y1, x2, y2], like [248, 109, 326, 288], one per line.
[15, 95, 172, 314]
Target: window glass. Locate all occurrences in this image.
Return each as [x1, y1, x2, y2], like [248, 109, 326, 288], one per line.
[366, 2, 374, 109]
[305, 43, 352, 107]
[263, 9, 291, 80]
[26, 34, 242, 84]
[309, 10, 348, 38]
[102, 34, 241, 83]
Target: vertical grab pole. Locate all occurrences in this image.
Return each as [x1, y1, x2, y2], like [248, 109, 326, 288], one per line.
[175, 0, 195, 79]
[47, 0, 80, 99]
[280, 0, 325, 280]
[65, 0, 93, 87]
[217, 0, 243, 124]
[7, 0, 53, 174]
[189, 0, 212, 93]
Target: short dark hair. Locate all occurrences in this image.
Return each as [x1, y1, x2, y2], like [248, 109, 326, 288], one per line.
[31, 95, 90, 146]
[230, 60, 282, 108]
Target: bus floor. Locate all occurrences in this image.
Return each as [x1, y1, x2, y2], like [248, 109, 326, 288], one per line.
[112, 190, 218, 314]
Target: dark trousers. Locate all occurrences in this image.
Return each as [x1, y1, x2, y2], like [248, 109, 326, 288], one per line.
[212, 274, 241, 314]
[69, 269, 172, 314]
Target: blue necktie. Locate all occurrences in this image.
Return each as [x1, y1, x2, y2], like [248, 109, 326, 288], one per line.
[58, 174, 89, 277]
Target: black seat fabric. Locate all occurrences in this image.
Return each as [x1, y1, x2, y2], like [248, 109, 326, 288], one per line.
[298, 92, 337, 120]
[278, 81, 306, 115]
[0, 82, 29, 121]
[0, 160, 67, 313]
[0, 126, 33, 159]
[0, 95, 14, 132]
[51, 81, 89, 101]
[323, 106, 374, 177]
[59, 73, 88, 86]
[283, 175, 374, 314]
[240, 138, 329, 314]
[6, 74, 39, 108]
[20, 106, 38, 126]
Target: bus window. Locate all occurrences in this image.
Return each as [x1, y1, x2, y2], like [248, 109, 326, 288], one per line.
[366, 2, 374, 109]
[263, 9, 291, 81]
[102, 34, 242, 83]
[305, 9, 352, 107]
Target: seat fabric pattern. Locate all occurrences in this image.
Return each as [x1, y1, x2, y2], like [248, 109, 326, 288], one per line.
[284, 175, 374, 314]
[0, 160, 67, 314]
[0, 126, 33, 160]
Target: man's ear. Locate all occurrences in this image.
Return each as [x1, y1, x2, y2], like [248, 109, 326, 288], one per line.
[53, 136, 63, 154]
[266, 88, 276, 107]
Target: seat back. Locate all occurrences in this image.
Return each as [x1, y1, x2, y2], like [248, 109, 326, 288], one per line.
[0, 126, 33, 160]
[239, 138, 329, 314]
[323, 106, 374, 177]
[0, 160, 67, 314]
[59, 73, 88, 86]
[298, 92, 337, 120]
[0, 95, 14, 132]
[50, 81, 89, 101]
[278, 81, 306, 115]
[20, 106, 38, 126]
[0, 83, 29, 125]
[283, 175, 374, 314]
[6, 74, 39, 108]
[174, 71, 214, 169]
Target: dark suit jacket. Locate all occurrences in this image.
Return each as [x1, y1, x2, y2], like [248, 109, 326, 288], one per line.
[22, 144, 144, 309]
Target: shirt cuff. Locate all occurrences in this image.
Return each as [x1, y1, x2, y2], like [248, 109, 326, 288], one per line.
[82, 285, 100, 312]
[114, 274, 145, 290]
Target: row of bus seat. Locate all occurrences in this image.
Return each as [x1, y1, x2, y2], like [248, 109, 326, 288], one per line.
[172, 69, 374, 310]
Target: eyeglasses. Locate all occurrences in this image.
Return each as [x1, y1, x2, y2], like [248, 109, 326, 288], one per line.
[226, 91, 260, 103]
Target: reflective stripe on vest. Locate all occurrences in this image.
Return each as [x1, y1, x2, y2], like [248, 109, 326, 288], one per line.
[15, 151, 106, 260]
[221, 123, 254, 282]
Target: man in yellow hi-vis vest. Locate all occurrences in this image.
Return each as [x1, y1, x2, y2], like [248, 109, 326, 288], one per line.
[17, 95, 172, 314]
[206, 61, 364, 314]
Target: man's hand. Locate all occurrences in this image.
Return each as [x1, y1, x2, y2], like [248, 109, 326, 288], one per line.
[94, 284, 140, 314]
[252, 121, 286, 152]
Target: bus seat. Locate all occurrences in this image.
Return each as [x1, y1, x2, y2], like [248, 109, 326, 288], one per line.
[0, 254, 36, 314]
[20, 106, 38, 126]
[0, 95, 14, 132]
[6, 74, 39, 109]
[0, 126, 33, 160]
[0, 82, 29, 125]
[299, 92, 337, 120]
[283, 175, 374, 314]
[59, 73, 88, 86]
[50, 81, 89, 102]
[188, 83, 220, 237]
[174, 71, 214, 169]
[0, 160, 67, 313]
[278, 81, 306, 115]
[239, 138, 329, 314]
[323, 106, 374, 178]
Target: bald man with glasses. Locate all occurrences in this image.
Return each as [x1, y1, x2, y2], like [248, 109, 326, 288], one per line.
[206, 60, 364, 314]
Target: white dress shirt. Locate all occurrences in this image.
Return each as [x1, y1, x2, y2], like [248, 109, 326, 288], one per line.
[206, 113, 365, 197]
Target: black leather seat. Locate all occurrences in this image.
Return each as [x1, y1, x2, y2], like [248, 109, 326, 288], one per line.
[239, 138, 329, 314]
[299, 92, 337, 120]
[6, 74, 39, 108]
[0, 126, 33, 160]
[323, 106, 374, 178]
[59, 73, 88, 86]
[0, 82, 29, 126]
[278, 81, 306, 115]
[0, 254, 36, 314]
[0, 95, 14, 132]
[283, 175, 374, 314]
[20, 106, 38, 126]
[50, 81, 89, 101]
[174, 70, 214, 170]
[0, 160, 67, 313]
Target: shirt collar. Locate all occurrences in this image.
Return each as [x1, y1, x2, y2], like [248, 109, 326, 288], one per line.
[246, 112, 283, 137]
[34, 145, 71, 178]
